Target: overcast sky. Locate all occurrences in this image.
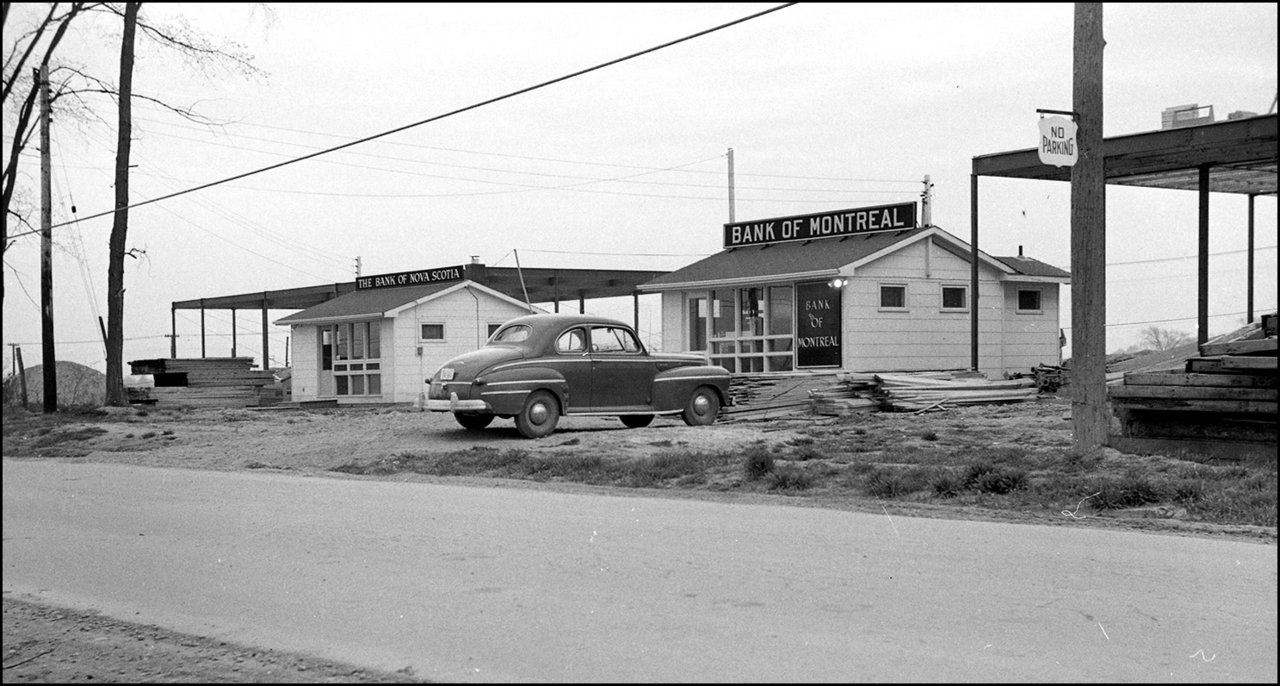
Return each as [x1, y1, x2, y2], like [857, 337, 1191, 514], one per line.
[3, 2, 1277, 376]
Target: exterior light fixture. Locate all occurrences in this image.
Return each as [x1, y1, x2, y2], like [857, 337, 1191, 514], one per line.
[829, 277, 848, 288]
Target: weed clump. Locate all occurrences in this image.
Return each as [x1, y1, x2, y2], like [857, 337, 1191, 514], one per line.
[767, 466, 813, 491]
[743, 446, 775, 481]
[963, 461, 1028, 495]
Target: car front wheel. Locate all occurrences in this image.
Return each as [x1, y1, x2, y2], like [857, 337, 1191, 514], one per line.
[454, 412, 494, 430]
[681, 386, 721, 426]
[619, 414, 654, 428]
[516, 390, 560, 438]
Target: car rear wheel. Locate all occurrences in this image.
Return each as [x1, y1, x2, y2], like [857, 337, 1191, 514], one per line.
[516, 390, 560, 438]
[681, 386, 720, 426]
[619, 414, 654, 428]
[454, 412, 494, 430]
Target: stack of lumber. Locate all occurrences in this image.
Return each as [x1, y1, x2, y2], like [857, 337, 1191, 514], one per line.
[721, 372, 839, 421]
[1109, 321, 1277, 454]
[809, 373, 881, 416]
[874, 373, 1038, 412]
[127, 357, 281, 408]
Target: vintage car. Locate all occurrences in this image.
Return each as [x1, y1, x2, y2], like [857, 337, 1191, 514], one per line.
[425, 313, 732, 438]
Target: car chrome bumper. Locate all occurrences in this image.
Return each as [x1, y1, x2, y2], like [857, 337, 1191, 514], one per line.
[426, 392, 491, 413]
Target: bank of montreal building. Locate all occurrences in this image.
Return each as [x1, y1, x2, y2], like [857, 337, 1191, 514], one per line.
[638, 203, 1071, 377]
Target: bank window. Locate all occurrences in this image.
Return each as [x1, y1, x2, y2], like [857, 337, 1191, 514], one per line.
[1017, 289, 1042, 313]
[323, 321, 382, 398]
[941, 286, 967, 311]
[420, 323, 445, 341]
[880, 284, 907, 310]
[697, 285, 795, 373]
[487, 323, 503, 339]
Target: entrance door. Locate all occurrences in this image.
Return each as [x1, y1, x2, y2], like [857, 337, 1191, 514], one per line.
[317, 328, 334, 396]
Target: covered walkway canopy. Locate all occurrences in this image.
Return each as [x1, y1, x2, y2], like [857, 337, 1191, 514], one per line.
[169, 263, 670, 368]
[969, 113, 1277, 366]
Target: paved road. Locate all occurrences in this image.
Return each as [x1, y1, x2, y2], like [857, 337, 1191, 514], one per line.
[3, 459, 1276, 682]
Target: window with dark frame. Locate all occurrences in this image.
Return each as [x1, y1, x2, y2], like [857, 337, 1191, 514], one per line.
[880, 285, 906, 309]
[942, 286, 967, 310]
[420, 323, 445, 340]
[1018, 289, 1042, 311]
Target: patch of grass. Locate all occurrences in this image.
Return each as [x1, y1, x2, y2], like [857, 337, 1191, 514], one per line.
[1091, 472, 1163, 510]
[863, 465, 930, 498]
[929, 468, 965, 498]
[743, 446, 776, 481]
[963, 462, 1028, 495]
[920, 430, 939, 441]
[767, 466, 813, 491]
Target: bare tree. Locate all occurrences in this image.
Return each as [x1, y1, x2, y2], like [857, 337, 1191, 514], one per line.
[1138, 326, 1192, 352]
[4, 2, 265, 404]
[103, 0, 137, 406]
[2, 1, 90, 304]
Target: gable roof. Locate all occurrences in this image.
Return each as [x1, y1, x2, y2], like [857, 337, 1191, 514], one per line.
[274, 280, 536, 326]
[640, 227, 931, 290]
[639, 226, 1066, 291]
[993, 255, 1072, 281]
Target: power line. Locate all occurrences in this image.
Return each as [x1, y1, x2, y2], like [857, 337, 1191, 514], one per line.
[34, 2, 798, 235]
[136, 113, 918, 184]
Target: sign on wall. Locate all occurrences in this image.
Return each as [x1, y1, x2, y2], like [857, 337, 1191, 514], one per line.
[795, 281, 842, 368]
[723, 202, 917, 249]
[356, 264, 466, 290]
[1037, 115, 1078, 167]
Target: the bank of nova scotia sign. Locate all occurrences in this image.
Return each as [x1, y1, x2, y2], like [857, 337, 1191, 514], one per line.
[724, 202, 917, 249]
[356, 264, 465, 290]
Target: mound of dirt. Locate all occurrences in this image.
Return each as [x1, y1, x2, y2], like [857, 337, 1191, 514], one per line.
[4, 360, 106, 408]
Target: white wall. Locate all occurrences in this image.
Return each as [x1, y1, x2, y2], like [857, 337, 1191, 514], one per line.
[286, 284, 533, 404]
[845, 238, 1061, 375]
[289, 323, 319, 401]
[388, 286, 532, 403]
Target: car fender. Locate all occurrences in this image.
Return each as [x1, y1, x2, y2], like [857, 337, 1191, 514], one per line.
[475, 365, 571, 415]
[651, 365, 732, 410]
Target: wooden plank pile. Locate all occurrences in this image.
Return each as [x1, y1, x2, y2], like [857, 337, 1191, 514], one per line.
[127, 357, 281, 409]
[1109, 319, 1277, 450]
[721, 372, 840, 421]
[873, 373, 1039, 412]
[809, 373, 881, 416]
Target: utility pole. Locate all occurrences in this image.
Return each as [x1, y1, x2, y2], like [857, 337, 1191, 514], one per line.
[921, 174, 933, 227]
[39, 62, 58, 412]
[1070, 3, 1107, 450]
[727, 148, 736, 223]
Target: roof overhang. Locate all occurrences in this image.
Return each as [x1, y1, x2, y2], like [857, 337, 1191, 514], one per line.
[972, 113, 1277, 195]
[173, 265, 670, 314]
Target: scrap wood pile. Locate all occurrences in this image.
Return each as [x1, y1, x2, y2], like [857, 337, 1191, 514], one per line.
[1109, 316, 1277, 445]
[721, 372, 841, 421]
[808, 370, 1039, 416]
[872, 373, 1038, 412]
[128, 357, 282, 408]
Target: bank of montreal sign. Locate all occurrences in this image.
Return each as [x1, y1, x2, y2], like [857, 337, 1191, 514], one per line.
[723, 202, 917, 249]
[356, 264, 465, 290]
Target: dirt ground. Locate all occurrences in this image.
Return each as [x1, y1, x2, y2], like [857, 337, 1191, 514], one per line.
[2, 399, 1274, 682]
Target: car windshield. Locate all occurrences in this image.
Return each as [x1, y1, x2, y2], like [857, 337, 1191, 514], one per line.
[489, 324, 531, 345]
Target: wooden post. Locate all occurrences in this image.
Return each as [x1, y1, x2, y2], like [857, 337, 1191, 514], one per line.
[231, 308, 238, 357]
[1197, 165, 1210, 345]
[261, 294, 269, 370]
[969, 173, 979, 371]
[16, 346, 30, 410]
[200, 299, 206, 358]
[1247, 194, 1255, 324]
[1070, 3, 1107, 450]
[39, 63, 57, 412]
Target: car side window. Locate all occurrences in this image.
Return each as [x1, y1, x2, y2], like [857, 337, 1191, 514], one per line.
[555, 328, 588, 354]
[591, 326, 641, 353]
